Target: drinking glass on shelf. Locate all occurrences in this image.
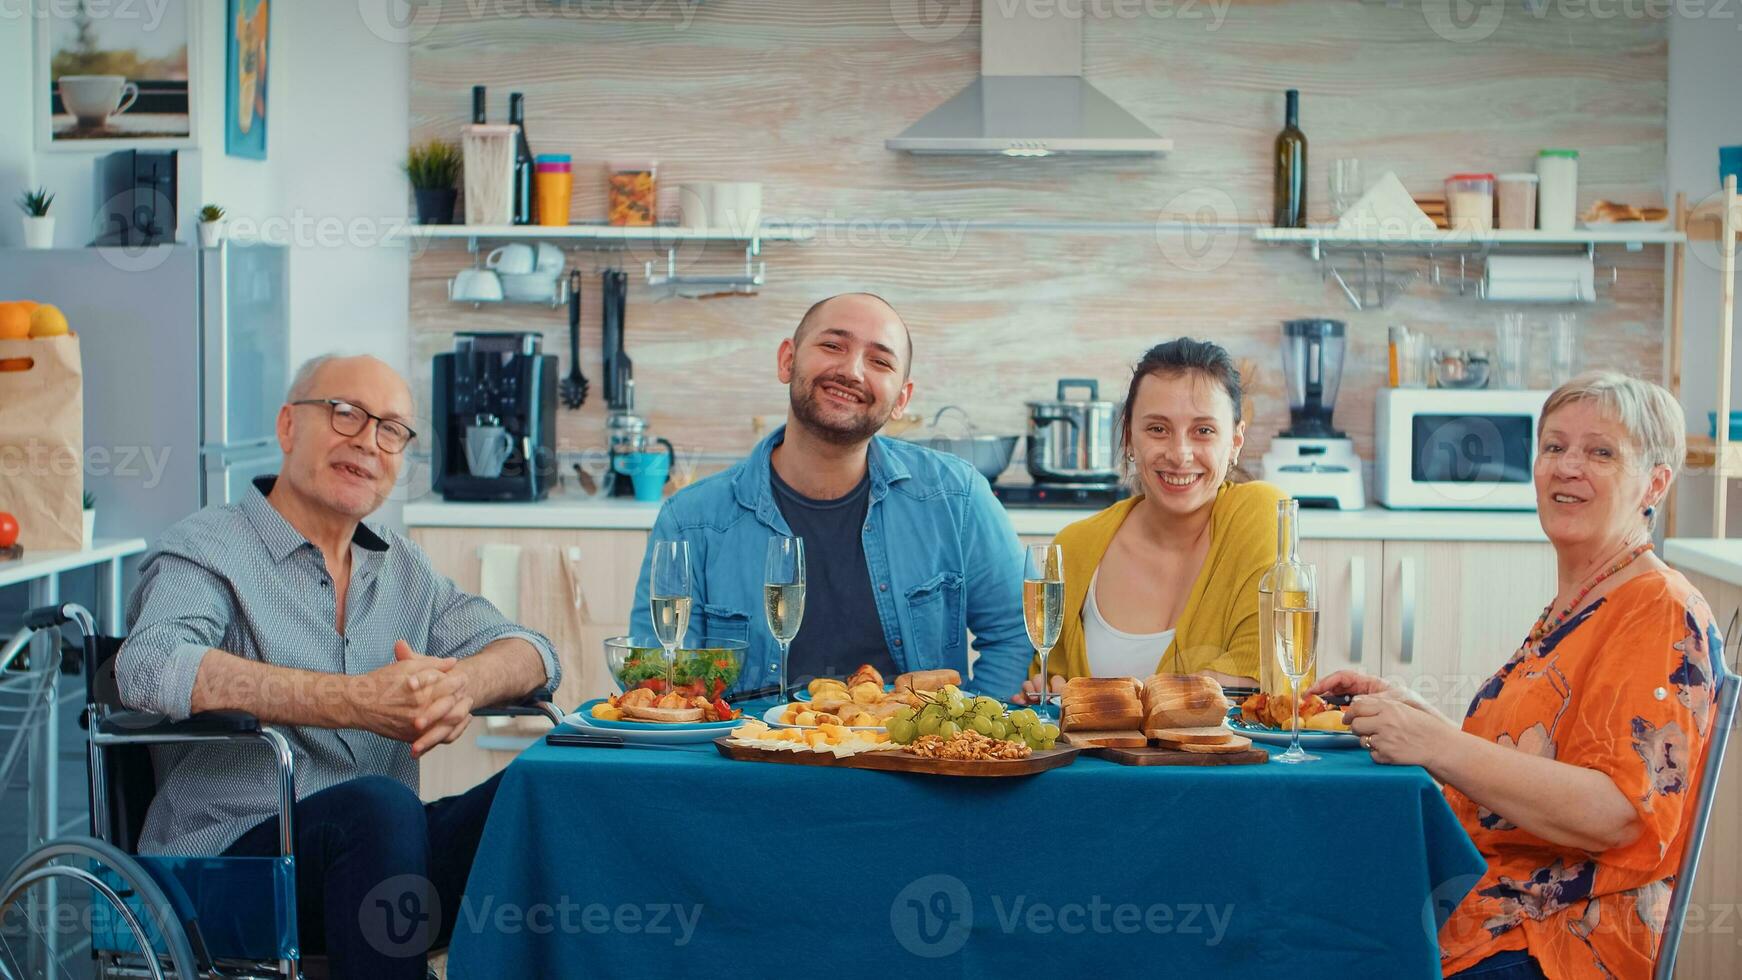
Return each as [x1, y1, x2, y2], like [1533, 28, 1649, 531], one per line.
[1272, 559, 1320, 764]
[1023, 543, 1065, 717]
[1330, 158, 1363, 217]
[1549, 312, 1578, 386]
[764, 536, 806, 700]
[649, 540, 693, 682]
[1496, 312, 1529, 389]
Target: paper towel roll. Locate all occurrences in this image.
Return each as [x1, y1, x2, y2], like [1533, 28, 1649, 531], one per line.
[1483, 255, 1594, 302]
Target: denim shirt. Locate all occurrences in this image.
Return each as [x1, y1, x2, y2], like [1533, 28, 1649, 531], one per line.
[629, 427, 1030, 699]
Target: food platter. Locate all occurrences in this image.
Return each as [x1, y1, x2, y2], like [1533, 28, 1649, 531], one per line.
[1229, 719, 1362, 749]
[761, 704, 882, 732]
[714, 737, 1080, 778]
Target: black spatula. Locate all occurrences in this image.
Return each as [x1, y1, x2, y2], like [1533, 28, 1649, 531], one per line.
[560, 269, 588, 409]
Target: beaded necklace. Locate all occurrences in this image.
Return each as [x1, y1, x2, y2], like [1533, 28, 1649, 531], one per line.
[1526, 540, 1655, 648]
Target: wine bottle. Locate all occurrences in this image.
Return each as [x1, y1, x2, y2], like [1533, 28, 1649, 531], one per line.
[471, 85, 486, 125]
[1273, 89, 1307, 228]
[509, 92, 535, 225]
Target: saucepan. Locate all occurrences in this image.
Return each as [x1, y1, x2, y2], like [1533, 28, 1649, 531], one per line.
[901, 405, 1018, 483]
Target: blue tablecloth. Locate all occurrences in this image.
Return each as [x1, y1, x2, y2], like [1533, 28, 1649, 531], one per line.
[448, 721, 1484, 979]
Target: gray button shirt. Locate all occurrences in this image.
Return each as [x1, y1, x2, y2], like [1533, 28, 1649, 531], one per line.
[118, 476, 559, 856]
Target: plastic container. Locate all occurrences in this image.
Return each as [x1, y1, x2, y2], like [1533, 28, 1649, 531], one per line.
[1536, 149, 1579, 232]
[533, 154, 572, 227]
[1496, 173, 1538, 231]
[606, 159, 657, 227]
[1446, 173, 1495, 232]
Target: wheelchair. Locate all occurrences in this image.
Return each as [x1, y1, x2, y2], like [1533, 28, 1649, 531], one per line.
[0, 603, 562, 980]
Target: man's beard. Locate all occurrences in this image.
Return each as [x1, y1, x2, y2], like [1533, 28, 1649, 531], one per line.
[789, 372, 891, 446]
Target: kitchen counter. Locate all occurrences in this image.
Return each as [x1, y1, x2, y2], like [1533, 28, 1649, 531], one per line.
[1664, 539, 1742, 587]
[403, 494, 1549, 542]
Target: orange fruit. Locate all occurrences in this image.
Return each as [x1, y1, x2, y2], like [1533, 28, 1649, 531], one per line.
[27, 304, 68, 338]
[0, 303, 28, 340]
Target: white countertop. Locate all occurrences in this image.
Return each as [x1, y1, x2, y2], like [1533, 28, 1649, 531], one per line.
[1664, 539, 1742, 587]
[404, 495, 1549, 543]
[0, 538, 147, 589]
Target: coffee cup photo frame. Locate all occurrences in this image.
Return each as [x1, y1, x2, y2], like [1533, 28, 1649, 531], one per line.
[35, 0, 202, 151]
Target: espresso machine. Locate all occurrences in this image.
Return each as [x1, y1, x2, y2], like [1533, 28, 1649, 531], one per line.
[433, 332, 558, 501]
[1260, 319, 1366, 510]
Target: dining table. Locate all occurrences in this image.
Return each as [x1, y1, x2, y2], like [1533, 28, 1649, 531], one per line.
[446, 704, 1485, 979]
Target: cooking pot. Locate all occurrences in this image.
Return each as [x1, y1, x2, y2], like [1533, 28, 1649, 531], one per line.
[1026, 378, 1122, 484]
[901, 406, 1018, 483]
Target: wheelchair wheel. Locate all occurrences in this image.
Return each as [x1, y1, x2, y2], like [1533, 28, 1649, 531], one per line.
[0, 836, 199, 980]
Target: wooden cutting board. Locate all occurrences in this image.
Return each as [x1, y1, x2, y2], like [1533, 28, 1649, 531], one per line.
[713, 738, 1080, 778]
[1059, 730, 1149, 750]
[1097, 745, 1269, 766]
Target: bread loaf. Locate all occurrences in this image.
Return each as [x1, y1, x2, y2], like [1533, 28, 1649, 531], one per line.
[1061, 676, 1145, 732]
[1146, 725, 1235, 748]
[894, 669, 961, 693]
[1141, 674, 1230, 731]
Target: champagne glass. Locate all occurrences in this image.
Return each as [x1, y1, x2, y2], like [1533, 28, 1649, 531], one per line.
[1330, 158, 1363, 217]
[1023, 543, 1065, 717]
[1273, 562, 1320, 764]
[649, 540, 693, 684]
[764, 536, 806, 700]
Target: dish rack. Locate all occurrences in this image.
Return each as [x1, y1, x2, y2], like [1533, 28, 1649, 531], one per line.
[643, 242, 766, 298]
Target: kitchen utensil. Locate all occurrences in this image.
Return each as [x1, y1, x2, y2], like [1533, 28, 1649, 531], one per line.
[498, 271, 560, 303]
[1496, 173, 1539, 230]
[462, 124, 516, 225]
[904, 405, 1018, 483]
[1536, 149, 1579, 232]
[1496, 313, 1528, 389]
[535, 242, 565, 273]
[1549, 312, 1578, 386]
[709, 182, 763, 236]
[1388, 325, 1430, 389]
[1025, 379, 1122, 484]
[561, 270, 587, 409]
[602, 268, 633, 410]
[1264, 319, 1365, 510]
[1430, 349, 1491, 389]
[680, 183, 713, 229]
[1329, 158, 1362, 218]
[1446, 173, 1496, 232]
[485, 243, 536, 275]
[464, 424, 514, 478]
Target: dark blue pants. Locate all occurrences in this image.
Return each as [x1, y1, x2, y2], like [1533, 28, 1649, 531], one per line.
[223, 772, 503, 979]
[1448, 948, 1549, 980]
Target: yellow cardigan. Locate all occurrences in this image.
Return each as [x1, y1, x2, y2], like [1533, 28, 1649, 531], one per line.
[1034, 481, 1286, 682]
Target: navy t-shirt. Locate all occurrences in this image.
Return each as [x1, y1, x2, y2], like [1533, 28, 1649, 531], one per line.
[768, 463, 898, 685]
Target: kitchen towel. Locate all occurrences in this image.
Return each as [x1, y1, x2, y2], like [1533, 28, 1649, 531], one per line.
[1483, 255, 1595, 302]
[1336, 171, 1438, 238]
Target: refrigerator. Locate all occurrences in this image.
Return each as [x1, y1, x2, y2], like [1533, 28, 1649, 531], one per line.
[0, 243, 290, 546]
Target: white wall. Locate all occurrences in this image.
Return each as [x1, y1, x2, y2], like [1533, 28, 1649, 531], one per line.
[1668, 10, 1742, 538]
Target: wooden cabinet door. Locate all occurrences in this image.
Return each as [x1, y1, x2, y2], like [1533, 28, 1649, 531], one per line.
[1298, 539, 1385, 679]
[1379, 541, 1555, 719]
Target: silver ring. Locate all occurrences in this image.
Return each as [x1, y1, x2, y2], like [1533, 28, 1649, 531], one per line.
[1361, 736, 1373, 750]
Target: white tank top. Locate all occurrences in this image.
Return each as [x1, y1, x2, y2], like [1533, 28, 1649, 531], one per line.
[1083, 567, 1176, 679]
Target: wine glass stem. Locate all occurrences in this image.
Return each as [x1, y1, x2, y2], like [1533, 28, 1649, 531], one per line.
[778, 640, 789, 701]
[1290, 677, 1301, 755]
[1037, 648, 1051, 715]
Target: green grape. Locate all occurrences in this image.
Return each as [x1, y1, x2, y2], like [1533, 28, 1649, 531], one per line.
[890, 708, 915, 727]
[1039, 723, 1060, 740]
[1009, 708, 1039, 729]
[970, 715, 995, 736]
[916, 712, 942, 736]
[946, 700, 966, 719]
[973, 697, 1001, 717]
[990, 720, 1011, 741]
[937, 720, 960, 740]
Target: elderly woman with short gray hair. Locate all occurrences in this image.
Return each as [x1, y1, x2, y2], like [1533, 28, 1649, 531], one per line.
[1312, 371, 1723, 980]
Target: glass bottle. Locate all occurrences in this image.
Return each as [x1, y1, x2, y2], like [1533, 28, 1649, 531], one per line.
[1273, 89, 1307, 228]
[1257, 498, 1310, 695]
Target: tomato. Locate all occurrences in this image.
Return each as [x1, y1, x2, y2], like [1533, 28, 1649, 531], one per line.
[0, 512, 16, 549]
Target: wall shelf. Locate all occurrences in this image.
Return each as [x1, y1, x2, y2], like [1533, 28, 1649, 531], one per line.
[402, 223, 813, 249]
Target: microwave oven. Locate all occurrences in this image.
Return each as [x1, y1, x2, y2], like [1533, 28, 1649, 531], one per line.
[1375, 388, 1550, 510]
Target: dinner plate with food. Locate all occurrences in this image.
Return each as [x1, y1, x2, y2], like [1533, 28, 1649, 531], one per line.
[1230, 691, 1361, 748]
[563, 636, 751, 744]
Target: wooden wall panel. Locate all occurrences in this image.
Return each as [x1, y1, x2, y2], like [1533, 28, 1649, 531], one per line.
[409, 0, 1668, 474]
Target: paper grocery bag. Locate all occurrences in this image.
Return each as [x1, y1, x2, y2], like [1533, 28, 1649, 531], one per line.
[0, 335, 84, 551]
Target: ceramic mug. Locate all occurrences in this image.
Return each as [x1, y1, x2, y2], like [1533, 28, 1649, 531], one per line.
[485, 243, 537, 275]
[534, 242, 565, 274]
[59, 75, 139, 127]
[464, 425, 514, 478]
[451, 268, 504, 302]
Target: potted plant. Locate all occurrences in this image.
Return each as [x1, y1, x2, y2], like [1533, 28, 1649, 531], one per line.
[198, 204, 227, 248]
[405, 140, 462, 226]
[16, 188, 54, 249]
[82, 491, 95, 548]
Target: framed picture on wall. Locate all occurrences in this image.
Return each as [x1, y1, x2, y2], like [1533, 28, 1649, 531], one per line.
[225, 0, 269, 159]
[34, 0, 200, 151]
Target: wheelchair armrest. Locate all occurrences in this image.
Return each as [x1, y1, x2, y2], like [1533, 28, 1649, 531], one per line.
[471, 699, 563, 726]
[96, 709, 262, 739]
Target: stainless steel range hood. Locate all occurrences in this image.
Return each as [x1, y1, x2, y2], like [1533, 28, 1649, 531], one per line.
[886, 5, 1171, 157]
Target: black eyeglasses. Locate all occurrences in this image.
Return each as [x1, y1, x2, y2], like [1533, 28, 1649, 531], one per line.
[290, 399, 417, 454]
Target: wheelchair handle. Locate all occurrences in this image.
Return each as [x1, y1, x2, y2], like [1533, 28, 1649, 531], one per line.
[23, 602, 93, 635]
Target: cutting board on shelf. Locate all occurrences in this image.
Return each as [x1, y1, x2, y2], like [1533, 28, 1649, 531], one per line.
[713, 738, 1080, 778]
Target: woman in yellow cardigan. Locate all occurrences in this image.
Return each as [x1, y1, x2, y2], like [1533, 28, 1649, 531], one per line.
[1017, 338, 1284, 704]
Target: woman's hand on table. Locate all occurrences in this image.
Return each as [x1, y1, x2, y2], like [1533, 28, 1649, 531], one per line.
[1310, 670, 1448, 724]
[1012, 674, 1066, 706]
[1344, 694, 1460, 767]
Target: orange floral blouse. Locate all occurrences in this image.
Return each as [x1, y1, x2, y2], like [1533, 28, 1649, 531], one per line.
[1439, 568, 1722, 979]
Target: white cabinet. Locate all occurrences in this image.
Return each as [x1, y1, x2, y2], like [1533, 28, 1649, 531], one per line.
[1298, 539, 1385, 679]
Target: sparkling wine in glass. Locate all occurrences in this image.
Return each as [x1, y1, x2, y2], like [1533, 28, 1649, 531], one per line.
[764, 536, 805, 699]
[1024, 543, 1065, 716]
[649, 540, 693, 682]
[1272, 571, 1320, 764]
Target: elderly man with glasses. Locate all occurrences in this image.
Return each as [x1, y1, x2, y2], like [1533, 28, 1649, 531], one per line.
[115, 354, 560, 980]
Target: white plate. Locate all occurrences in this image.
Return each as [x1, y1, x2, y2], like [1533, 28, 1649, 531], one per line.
[563, 710, 745, 745]
[762, 704, 885, 732]
[1230, 719, 1362, 749]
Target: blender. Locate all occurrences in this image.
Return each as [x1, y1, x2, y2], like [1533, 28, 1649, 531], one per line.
[1260, 319, 1366, 510]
